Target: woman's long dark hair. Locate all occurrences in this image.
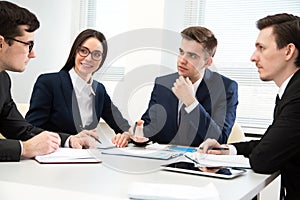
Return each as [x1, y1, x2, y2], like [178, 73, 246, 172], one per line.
[60, 29, 107, 72]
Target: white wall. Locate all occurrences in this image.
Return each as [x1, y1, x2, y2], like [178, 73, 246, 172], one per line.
[8, 0, 79, 103]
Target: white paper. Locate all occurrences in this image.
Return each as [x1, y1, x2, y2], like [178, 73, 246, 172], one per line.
[185, 152, 250, 168]
[35, 148, 101, 163]
[145, 143, 172, 150]
[128, 182, 220, 200]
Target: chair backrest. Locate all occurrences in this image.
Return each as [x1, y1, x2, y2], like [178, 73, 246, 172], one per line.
[227, 123, 245, 144]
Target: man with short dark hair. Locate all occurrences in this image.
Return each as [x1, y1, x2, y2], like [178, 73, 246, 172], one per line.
[140, 26, 238, 147]
[200, 13, 300, 199]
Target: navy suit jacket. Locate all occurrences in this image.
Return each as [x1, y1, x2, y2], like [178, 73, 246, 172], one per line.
[0, 71, 69, 161]
[26, 71, 130, 135]
[141, 69, 238, 147]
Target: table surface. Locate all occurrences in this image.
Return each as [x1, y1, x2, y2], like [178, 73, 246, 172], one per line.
[0, 150, 279, 200]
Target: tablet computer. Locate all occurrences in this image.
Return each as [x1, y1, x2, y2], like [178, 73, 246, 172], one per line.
[161, 161, 247, 179]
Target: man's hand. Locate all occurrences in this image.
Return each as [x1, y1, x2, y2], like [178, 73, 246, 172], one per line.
[198, 138, 229, 155]
[21, 131, 61, 158]
[172, 76, 196, 106]
[69, 129, 99, 149]
[112, 132, 130, 148]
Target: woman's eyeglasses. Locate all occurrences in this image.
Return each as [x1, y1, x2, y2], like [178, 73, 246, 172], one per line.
[77, 46, 103, 61]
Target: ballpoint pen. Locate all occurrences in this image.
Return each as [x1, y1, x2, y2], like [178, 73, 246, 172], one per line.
[184, 154, 201, 165]
[79, 125, 101, 144]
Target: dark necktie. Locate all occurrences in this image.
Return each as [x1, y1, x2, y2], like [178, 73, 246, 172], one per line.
[274, 94, 280, 119]
[172, 105, 189, 145]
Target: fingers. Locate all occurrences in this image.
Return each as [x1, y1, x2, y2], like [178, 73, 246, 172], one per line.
[198, 138, 219, 153]
[112, 133, 129, 148]
[79, 129, 99, 140]
[172, 76, 195, 106]
[21, 131, 61, 158]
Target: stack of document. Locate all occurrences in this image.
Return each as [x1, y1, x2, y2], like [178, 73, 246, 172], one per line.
[184, 152, 250, 168]
[35, 148, 101, 164]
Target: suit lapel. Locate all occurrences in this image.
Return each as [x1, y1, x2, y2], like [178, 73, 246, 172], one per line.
[59, 71, 83, 130]
[275, 69, 300, 118]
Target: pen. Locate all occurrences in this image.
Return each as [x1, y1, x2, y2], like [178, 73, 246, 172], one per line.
[79, 125, 101, 144]
[198, 147, 229, 150]
[94, 137, 102, 144]
[184, 154, 201, 165]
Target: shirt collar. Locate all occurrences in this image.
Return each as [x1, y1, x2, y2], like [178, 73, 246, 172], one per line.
[69, 68, 95, 96]
[278, 73, 294, 99]
[193, 76, 202, 93]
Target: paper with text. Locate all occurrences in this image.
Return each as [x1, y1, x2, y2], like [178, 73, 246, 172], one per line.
[35, 148, 101, 164]
[185, 152, 250, 168]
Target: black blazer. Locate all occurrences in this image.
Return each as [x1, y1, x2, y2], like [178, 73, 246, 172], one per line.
[26, 70, 130, 135]
[233, 69, 300, 199]
[141, 69, 238, 147]
[0, 71, 68, 161]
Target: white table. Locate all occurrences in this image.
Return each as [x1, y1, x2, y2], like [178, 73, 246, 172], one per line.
[0, 151, 279, 200]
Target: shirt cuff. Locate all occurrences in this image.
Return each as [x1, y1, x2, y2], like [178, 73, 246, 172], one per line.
[64, 136, 71, 148]
[228, 144, 237, 155]
[184, 100, 199, 113]
[19, 140, 23, 156]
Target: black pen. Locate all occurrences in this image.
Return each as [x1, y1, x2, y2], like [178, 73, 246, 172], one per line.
[79, 125, 101, 144]
[198, 147, 229, 150]
[94, 137, 102, 144]
[184, 154, 201, 165]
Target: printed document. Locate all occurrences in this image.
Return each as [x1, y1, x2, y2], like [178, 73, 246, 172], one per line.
[35, 148, 101, 164]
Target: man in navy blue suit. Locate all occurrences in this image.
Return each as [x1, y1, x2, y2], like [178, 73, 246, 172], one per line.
[140, 26, 238, 147]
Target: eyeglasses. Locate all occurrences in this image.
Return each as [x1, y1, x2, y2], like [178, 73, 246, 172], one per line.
[6, 37, 34, 53]
[77, 46, 103, 61]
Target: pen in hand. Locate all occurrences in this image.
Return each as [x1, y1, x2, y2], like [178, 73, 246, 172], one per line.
[94, 137, 102, 144]
[79, 126, 101, 144]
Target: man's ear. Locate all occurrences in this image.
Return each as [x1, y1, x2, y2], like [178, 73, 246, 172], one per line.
[0, 35, 4, 48]
[285, 43, 296, 60]
[204, 57, 213, 68]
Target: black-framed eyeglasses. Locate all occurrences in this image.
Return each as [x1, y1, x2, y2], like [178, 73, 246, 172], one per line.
[5, 37, 34, 53]
[77, 46, 103, 61]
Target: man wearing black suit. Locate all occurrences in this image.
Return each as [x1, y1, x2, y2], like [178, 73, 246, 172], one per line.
[200, 13, 300, 199]
[140, 26, 238, 146]
[0, 1, 99, 161]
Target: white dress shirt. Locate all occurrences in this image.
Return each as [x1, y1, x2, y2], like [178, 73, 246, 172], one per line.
[178, 76, 202, 116]
[69, 68, 95, 128]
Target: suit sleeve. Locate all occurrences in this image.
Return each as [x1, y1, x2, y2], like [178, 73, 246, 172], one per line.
[206, 80, 238, 143]
[0, 139, 22, 161]
[233, 92, 300, 174]
[0, 72, 44, 161]
[188, 79, 238, 144]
